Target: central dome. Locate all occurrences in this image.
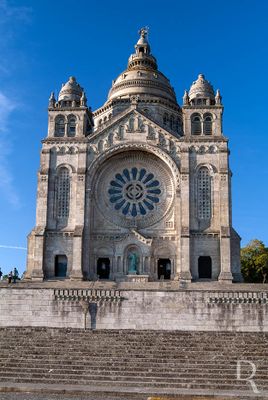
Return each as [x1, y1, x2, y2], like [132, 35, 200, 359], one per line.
[107, 28, 177, 105]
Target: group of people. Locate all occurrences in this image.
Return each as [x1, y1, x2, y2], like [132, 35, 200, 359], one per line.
[0, 267, 19, 283]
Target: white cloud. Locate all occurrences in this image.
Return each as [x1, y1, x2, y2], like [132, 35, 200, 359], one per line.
[0, 91, 20, 207]
[0, 245, 26, 250]
[0, 92, 15, 130]
[0, 2, 32, 207]
[0, 0, 32, 24]
[0, 0, 32, 76]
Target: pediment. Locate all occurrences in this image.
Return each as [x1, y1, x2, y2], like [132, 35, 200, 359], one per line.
[87, 108, 181, 164]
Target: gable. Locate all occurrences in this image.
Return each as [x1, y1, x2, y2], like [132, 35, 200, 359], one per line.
[87, 109, 181, 164]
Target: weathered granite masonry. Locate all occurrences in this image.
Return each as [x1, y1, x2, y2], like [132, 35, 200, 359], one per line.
[1, 287, 268, 331]
[25, 28, 242, 284]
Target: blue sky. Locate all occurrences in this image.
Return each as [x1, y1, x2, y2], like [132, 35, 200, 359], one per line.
[0, 0, 267, 275]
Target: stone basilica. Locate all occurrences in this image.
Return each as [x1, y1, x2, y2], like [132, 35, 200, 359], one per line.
[26, 28, 242, 283]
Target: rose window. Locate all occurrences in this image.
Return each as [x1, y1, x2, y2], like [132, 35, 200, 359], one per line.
[108, 167, 161, 217]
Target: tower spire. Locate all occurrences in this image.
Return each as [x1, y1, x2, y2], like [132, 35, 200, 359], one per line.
[138, 27, 149, 41]
[135, 26, 151, 55]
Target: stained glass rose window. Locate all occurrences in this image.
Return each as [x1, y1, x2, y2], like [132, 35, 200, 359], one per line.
[108, 167, 161, 217]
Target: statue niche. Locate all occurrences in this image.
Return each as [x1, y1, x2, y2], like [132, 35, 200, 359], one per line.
[126, 246, 140, 275]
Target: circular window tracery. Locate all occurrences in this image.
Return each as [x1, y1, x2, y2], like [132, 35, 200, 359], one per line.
[94, 151, 175, 229]
[108, 168, 161, 217]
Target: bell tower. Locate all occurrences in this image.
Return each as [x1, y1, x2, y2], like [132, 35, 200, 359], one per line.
[25, 77, 93, 281]
[182, 74, 223, 138]
[182, 74, 242, 282]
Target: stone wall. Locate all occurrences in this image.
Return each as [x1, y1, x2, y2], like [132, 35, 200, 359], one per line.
[0, 288, 268, 331]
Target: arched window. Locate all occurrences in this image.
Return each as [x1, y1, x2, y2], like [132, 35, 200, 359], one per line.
[203, 114, 213, 135]
[163, 113, 168, 126]
[55, 167, 70, 219]
[67, 116, 76, 137]
[197, 167, 211, 219]
[55, 116, 65, 137]
[191, 114, 201, 135]
[170, 115, 174, 129]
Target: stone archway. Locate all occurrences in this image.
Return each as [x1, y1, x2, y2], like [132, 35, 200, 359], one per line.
[91, 246, 113, 280]
[97, 258, 110, 279]
[55, 255, 67, 278]
[157, 258, 171, 280]
[154, 243, 176, 280]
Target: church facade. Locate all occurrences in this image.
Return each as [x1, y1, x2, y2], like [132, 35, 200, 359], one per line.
[25, 28, 242, 283]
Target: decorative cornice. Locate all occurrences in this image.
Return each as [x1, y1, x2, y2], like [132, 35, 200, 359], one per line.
[182, 105, 223, 110]
[54, 289, 123, 303]
[209, 292, 268, 304]
[42, 138, 87, 144]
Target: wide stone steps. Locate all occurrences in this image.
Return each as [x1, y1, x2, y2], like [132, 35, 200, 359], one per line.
[2, 339, 263, 345]
[0, 328, 267, 396]
[0, 359, 243, 369]
[2, 375, 268, 392]
[1, 372, 266, 386]
[0, 364, 253, 377]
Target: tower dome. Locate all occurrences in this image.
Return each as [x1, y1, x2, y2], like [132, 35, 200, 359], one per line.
[188, 74, 215, 104]
[58, 76, 83, 102]
[107, 28, 177, 105]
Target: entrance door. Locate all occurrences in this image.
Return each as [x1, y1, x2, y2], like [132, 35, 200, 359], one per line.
[97, 258, 110, 279]
[157, 258, 171, 280]
[55, 255, 67, 278]
[198, 256, 212, 279]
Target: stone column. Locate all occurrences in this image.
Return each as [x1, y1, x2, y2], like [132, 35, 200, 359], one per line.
[70, 148, 87, 280]
[172, 257, 176, 280]
[147, 256, 151, 276]
[26, 148, 50, 280]
[141, 256, 145, 274]
[111, 256, 116, 279]
[117, 256, 121, 273]
[70, 230, 83, 280]
[219, 230, 233, 282]
[179, 151, 192, 282]
[25, 231, 45, 281]
[218, 153, 233, 282]
[173, 187, 181, 280]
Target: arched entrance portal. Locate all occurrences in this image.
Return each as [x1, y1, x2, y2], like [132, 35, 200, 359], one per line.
[97, 258, 110, 279]
[198, 256, 212, 279]
[55, 255, 67, 278]
[158, 258, 171, 280]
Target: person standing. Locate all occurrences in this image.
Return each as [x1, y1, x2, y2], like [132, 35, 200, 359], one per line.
[13, 268, 18, 283]
[8, 271, 13, 284]
[0, 268, 2, 281]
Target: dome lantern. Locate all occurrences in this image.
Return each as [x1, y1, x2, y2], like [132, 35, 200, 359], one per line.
[58, 76, 84, 106]
[188, 74, 215, 106]
[107, 28, 177, 105]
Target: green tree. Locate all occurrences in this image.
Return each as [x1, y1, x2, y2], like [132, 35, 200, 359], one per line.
[241, 239, 268, 283]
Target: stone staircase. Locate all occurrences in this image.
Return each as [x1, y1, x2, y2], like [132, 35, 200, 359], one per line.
[0, 328, 267, 398]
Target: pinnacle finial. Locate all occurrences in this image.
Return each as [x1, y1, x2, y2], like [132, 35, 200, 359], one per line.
[183, 90, 190, 105]
[215, 89, 222, 104]
[80, 91, 87, 106]
[138, 26, 149, 39]
[49, 92, 55, 107]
